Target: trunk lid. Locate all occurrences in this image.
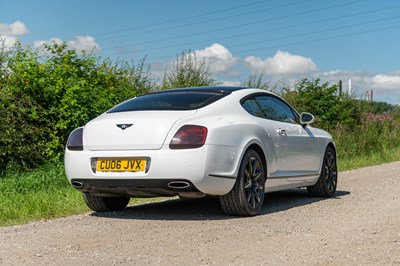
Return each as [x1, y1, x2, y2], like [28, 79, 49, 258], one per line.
[85, 111, 196, 151]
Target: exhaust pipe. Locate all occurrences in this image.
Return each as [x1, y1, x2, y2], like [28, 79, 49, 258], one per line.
[71, 180, 84, 189]
[167, 181, 191, 189]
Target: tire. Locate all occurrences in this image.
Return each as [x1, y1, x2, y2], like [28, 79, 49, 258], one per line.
[307, 146, 338, 197]
[82, 193, 130, 212]
[219, 149, 266, 216]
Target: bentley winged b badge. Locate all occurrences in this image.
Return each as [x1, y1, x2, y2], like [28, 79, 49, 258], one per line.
[116, 124, 133, 130]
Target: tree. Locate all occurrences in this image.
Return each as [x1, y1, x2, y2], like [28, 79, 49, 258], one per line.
[162, 50, 218, 89]
[242, 72, 270, 90]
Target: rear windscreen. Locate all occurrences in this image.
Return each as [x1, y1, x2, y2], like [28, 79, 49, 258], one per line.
[108, 91, 228, 113]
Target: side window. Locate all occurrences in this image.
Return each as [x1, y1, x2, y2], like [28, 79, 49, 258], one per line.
[255, 96, 297, 123]
[241, 98, 265, 118]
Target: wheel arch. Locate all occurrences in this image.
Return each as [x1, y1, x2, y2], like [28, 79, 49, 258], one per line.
[326, 141, 337, 154]
[308, 140, 338, 197]
[234, 134, 277, 179]
[246, 143, 268, 180]
[326, 141, 337, 164]
[318, 141, 337, 175]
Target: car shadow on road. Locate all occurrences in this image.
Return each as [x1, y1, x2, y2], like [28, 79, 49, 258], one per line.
[90, 189, 350, 221]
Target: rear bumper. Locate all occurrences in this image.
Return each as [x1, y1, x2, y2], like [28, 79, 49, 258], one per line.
[70, 178, 200, 197]
[65, 144, 242, 196]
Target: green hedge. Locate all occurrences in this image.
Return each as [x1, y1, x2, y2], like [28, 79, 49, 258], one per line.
[0, 42, 153, 172]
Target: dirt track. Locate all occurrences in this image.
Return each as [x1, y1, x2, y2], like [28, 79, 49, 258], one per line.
[1, 162, 399, 265]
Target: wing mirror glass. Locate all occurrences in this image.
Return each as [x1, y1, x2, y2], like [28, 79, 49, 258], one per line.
[300, 112, 315, 125]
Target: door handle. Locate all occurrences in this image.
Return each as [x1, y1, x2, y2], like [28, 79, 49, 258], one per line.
[277, 128, 286, 135]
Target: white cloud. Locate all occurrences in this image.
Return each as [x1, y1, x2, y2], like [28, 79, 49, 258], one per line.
[67, 36, 100, 52]
[370, 74, 400, 89]
[0, 35, 18, 49]
[34, 36, 101, 54]
[245, 50, 317, 75]
[0, 21, 29, 36]
[0, 21, 29, 49]
[310, 70, 400, 103]
[33, 37, 63, 49]
[193, 43, 238, 74]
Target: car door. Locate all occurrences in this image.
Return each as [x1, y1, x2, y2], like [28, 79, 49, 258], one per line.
[254, 95, 320, 177]
[241, 97, 282, 174]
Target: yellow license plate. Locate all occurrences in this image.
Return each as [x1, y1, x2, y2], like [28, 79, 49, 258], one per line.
[96, 159, 146, 172]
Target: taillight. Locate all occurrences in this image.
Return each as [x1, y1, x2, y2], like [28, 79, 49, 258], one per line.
[169, 125, 208, 149]
[66, 127, 84, 151]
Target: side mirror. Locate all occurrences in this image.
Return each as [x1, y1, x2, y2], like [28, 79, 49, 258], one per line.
[300, 112, 315, 125]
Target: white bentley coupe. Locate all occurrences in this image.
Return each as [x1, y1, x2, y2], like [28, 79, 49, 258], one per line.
[65, 86, 337, 216]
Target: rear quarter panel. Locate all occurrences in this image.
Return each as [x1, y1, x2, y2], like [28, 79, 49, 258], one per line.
[167, 98, 280, 180]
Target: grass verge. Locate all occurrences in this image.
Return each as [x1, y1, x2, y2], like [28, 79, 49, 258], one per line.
[1, 146, 400, 227]
[0, 163, 172, 227]
[338, 146, 400, 171]
[0, 163, 87, 227]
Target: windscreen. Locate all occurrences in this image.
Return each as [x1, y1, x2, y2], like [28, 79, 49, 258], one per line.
[108, 91, 228, 113]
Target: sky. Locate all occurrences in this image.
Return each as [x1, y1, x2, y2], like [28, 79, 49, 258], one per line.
[1, 0, 400, 104]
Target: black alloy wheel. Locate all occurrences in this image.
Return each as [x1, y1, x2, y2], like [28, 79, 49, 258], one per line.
[307, 146, 338, 197]
[220, 149, 266, 216]
[244, 156, 264, 209]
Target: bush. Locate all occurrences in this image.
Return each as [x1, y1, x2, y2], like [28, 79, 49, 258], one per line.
[332, 112, 400, 159]
[0, 88, 49, 171]
[281, 78, 400, 160]
[162, 50, 218, 89]
[282, 78, 361, 130]
[0, 42, 153, 171]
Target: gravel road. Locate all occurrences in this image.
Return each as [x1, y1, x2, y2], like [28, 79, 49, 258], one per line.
[1, 162, 399, 265]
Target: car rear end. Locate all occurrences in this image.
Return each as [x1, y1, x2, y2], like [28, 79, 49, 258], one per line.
[64, 87, 244, 198]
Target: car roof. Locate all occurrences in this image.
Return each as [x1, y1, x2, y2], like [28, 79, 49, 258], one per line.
[153, 86, 249, 94]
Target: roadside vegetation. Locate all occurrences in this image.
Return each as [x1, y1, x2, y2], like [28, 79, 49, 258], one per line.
[1, 42, 400, 226]
[282, 78, 400, 165]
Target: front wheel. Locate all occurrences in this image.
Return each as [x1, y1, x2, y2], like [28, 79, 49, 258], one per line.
[219, 149, 266, 216]
[83, 193, 130, 212]
[307, 146, 338, 197]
